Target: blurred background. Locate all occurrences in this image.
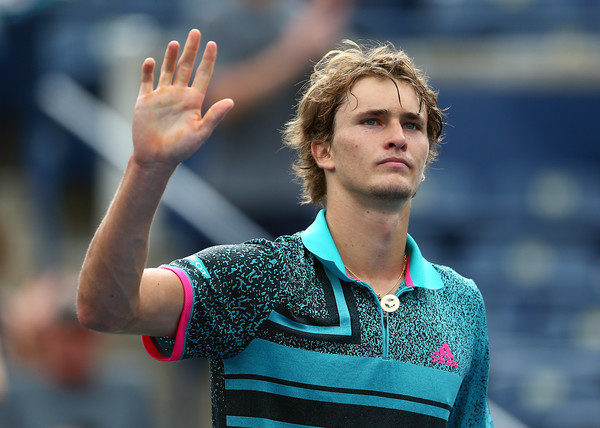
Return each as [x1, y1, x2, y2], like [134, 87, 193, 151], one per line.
[0, 0, 599, 427]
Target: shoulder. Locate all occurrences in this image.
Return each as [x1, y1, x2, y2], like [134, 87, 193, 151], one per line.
[201, 233, 303, 258]
[167, 234, 306, 280]
[431, 263, 487, 309]
[433, 264, 480, 292]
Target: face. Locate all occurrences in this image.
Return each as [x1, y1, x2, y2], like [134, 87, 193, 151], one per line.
[314, 76, 429, 207]
[42, 321, 104, 387]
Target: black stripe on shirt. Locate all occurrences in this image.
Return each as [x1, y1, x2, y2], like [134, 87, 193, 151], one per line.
[266, 261, 362, 343]
[225, 389, 447, 428]
[225, 373, 452, 411]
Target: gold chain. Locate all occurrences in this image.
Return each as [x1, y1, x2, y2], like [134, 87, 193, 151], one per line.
[345, 254, 407, 300]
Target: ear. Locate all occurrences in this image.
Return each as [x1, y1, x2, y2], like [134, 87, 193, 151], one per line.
[311, 140, 334, 171]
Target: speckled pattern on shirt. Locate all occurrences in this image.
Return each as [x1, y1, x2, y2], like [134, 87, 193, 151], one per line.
[149, 231, 493, 427]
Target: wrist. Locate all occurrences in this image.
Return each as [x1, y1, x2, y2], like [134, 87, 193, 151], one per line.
[129, 155, 178, 180]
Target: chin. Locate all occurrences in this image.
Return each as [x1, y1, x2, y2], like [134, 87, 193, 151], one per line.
[369, 181, 420, 200]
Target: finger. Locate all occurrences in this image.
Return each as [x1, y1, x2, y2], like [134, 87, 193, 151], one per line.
[173, 29, 202, 87]
[138, 57, 156, 96]
[192, 41, 217, 94]
[157, 40, 180, 87]
[196, 98, 234, 140]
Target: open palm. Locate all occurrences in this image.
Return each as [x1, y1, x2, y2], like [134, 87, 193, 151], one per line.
[132, 29, 234, 168]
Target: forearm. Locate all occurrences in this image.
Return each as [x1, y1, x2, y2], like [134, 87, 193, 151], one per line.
[207, 39, 308, 121]
[77, 157, 175, 333]
[207, 1, 350, 121]
[78, 29, 233, 334]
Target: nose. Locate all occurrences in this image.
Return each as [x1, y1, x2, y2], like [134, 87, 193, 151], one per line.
[384, 120, 406, 150]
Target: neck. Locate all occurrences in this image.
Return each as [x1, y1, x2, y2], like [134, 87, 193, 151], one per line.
[325, 196, 410, 291]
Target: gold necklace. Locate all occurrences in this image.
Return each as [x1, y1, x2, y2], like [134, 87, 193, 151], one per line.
[345, 254, 407, 300]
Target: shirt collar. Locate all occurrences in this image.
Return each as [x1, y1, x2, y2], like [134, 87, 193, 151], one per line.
[300, 209, 444, 290]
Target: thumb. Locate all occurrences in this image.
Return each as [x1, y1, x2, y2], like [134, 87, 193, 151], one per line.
[197, 98, 235, 140]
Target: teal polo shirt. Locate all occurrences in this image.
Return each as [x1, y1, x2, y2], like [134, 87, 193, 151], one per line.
[144, 210, 493, 427]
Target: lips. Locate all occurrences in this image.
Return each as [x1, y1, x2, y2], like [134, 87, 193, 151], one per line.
[377, 157, 410, 168]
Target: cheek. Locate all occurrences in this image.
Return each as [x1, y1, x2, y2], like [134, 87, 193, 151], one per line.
[424, 143, 431, 165]
[410, 135, 429, 163]
[329, 134, 359, 164]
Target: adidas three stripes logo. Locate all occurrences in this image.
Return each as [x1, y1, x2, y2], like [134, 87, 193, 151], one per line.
[430, 342, 458, 368]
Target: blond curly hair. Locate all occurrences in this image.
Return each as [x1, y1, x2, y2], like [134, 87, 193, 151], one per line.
[283, 40, 446, 206]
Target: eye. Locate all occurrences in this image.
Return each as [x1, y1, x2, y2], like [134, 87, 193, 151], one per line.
[404, 122, 419, 130]
[362, 118, 379, 126]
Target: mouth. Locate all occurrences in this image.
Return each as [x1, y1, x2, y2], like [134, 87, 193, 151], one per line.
[377, 157, 410, 168]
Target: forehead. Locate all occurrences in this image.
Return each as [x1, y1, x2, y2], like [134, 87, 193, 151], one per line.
[337, 75, 423, 116]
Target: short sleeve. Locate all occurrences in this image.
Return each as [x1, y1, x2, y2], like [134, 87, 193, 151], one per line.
[143, 240, 285, 361]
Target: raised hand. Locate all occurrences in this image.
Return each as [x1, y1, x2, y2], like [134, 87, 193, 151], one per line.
[132, 29, 234, 169]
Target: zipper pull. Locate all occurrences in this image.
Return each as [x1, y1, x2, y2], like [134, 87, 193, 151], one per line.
[380, 294, 400, 313]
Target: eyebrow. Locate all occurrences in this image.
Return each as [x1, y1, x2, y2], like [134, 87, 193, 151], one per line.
[359, 108, 391, 117]
[403, 111, 426, 125]
[358, 109, 425, 124]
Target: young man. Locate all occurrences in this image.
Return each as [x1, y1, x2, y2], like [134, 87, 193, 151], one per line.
[77, 29, 493, 427]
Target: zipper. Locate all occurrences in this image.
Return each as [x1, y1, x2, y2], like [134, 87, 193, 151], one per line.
[350, 277, 413, 360]
[380, 286, 413, 360]
[382, 310, 390, 360]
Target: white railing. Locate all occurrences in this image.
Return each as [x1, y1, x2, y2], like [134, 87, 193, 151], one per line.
[36, 72, 271, 244]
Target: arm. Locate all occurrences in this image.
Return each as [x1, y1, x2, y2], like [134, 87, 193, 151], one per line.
[77, 29, 234, 337]
[205, 0, 352, 122]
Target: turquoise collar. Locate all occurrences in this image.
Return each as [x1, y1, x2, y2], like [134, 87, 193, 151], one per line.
[300, 209, 444, 290]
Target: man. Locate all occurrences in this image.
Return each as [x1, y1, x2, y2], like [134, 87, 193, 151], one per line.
[77, 29, 493, 427]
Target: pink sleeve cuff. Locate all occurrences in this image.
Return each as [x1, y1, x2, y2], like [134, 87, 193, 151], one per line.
[142, 265, 194, 361]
